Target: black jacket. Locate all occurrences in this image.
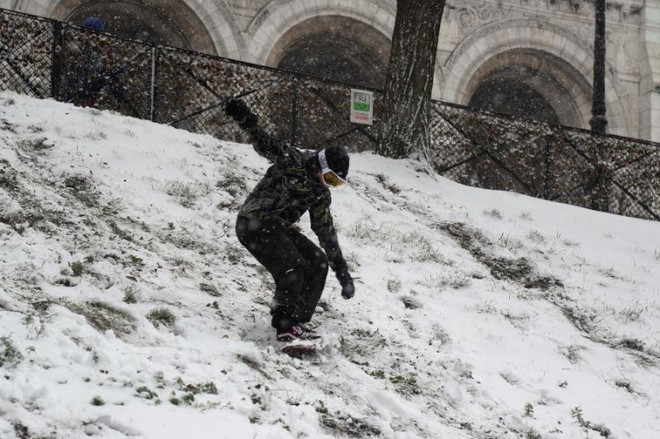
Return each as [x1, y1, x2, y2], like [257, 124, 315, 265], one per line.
[238, 124, 349, 275]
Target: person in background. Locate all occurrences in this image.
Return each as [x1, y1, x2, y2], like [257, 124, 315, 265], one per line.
[64, 17, 124, 108]
[226, 98, 356, 342]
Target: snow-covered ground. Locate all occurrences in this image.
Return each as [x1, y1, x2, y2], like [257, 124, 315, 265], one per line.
[1, 91, 659, 439]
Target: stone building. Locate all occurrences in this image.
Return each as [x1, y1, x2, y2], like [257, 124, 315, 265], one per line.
[1, 0, 657, 142]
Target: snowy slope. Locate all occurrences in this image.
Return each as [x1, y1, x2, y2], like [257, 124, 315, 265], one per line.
[1, 91, 659, 439]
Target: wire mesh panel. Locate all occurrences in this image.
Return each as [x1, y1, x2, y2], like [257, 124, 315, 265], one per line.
[564, 130, 660, 220]
[428, 102, 478, 182]
[543, 130, 599, 205]
[294, 77, 380, 152]
[154, 47, 294, 144]
[430, 101, 660, 220]
[433, 103, 558, 196]
[0, 11, 53, 98]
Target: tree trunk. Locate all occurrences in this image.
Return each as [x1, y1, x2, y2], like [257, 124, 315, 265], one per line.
[377, 0, 445, 159]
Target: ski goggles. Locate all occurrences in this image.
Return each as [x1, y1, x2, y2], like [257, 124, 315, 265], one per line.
[318, 149, 346, 188]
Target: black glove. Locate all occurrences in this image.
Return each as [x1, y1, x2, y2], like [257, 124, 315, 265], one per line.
[337, 269, 355, 300]
[224, 98, 257, 128]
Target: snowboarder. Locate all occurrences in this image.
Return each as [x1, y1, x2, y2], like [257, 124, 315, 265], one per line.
[226, 98, 355, 344]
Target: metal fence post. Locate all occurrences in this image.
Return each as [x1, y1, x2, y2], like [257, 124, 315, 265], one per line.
[50, 21, 63, 101]
[543, 134, 552, 199]
[150, 46, 158, 122]
[592, 155, 612, 213]
[291, 79, 298, 147]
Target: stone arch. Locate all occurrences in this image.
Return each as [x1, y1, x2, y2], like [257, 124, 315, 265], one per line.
[269, 15, 391, 88]
[248, 0, 394, 88]
[44, 0, 229, 55]
[465, 48, 587, 127]
[442, 20, 628, 135]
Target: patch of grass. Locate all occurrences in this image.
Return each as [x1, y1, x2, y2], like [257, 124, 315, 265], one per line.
[12, 421, 29, 439]
[123, 285, 138, 304]
[0, 336, 24, 368]
[614, 380, 636, 394]
[314, 400, 329, 414]
[347, 217, 383, 242]
[498, 233, 524, 252]
[349, 218, 442, 263]
[475, 301, 498, 314]
[386, 277, 402, 293]
[175, 377, 218, 395]
[421, 272, 471, 290]
[159, 227, 218, 254]
[146, 307, 176, 328]
[562, 345, 584, 364]
[374, 173, 400, 194]
[320, 412, 382, 438]
[367, 369, 386, 379]
[616, 306, 646, 322]
[54, 277, 77, 287]
[63, 173, 99, 206]
[501, 310, 530, 329]
[402, 230, 442, 263]
[63, 174, 93, 192]
[526, 230, 546, 244]
[165, 180, 212, 208]
[108, 220, 133, 242]
[389, 373, 422, 396]
[70, 261, 85, 277]
[200, 282, 221, 297]
[619, 338, 645, 351]
[91, 396, 105, 406]
[571, 406, 611, 437]
[136, 386, 159, 400]
[0, 159, 20, 191]
[224, 243, 245, 265]
[216, 174, 247, 199]
[499, 371, 520, 385]
[401, 295, 422, 310]
[128, 254, 144, 266]
[68, 300, 136, 337]
[85, 130, 107, 141]
[18, 137, 53, 151]
[483, 208, 503, 219]
[340, 329, 387, 360]
[439, 222, 562, 291]
[430, 324, 450, 345]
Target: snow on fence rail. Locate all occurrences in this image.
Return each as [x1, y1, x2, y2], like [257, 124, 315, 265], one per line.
[1, 8, 658, 221]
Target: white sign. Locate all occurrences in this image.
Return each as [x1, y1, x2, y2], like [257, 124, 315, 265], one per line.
[350, 89, 374, 125]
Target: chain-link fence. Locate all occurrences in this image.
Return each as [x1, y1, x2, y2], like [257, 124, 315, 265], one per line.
[1, 8, 658, 221]
[429, 103, 660, 220]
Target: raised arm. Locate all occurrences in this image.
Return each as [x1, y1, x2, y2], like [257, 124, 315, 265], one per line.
[224, 98, 287, 162]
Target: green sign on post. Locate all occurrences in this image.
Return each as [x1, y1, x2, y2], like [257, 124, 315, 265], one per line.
[350, 89, 374, 125]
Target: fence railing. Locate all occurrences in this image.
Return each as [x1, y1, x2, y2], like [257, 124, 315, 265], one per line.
[1, 8, 658, 221]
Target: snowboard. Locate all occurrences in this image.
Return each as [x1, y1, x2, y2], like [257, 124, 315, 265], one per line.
[281, 342, 318, 359]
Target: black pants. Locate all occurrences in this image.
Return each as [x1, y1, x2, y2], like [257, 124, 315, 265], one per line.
[235, 216, 329, 330]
